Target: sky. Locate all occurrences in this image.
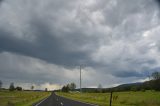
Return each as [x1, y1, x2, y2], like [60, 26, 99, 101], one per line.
[0, 0, 160, 90]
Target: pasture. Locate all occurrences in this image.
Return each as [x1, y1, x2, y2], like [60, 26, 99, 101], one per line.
[0, 90, 50, 106]
[56, 91, 160, 106]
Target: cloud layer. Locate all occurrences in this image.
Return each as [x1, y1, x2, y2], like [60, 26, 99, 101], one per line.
[0, 0, 160, 89]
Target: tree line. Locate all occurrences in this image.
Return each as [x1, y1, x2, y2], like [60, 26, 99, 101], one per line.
[61, 82, 76, 92]
[116, 71, 160, 92]
[0, 82, 23, 91]
[0, 81, 48, 91]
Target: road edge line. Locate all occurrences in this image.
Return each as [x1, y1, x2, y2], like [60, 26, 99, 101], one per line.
[55, 93, 99, 106]
[34, 95, 50, 106]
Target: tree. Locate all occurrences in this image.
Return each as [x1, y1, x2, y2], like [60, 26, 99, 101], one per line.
[61, 83, 76, 92]
[152, 71, 160, 80]
[31, 85, 34, 90]
[69, 83, 76, 90]
[45, 88, 48, 92]
[151, 71, 160, 91]
[62, 86, 69, 92]
[9, 82, 15, 91]
[0, 80, 2, 89]
[16, 86, 22, 91]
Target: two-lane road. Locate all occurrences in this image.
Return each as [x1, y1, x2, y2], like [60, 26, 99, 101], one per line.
[35, 92, 98, 106]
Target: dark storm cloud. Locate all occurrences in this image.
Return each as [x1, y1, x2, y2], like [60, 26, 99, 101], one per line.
[0, 0, 160, 88]
[156, 0, 160, 6]
[0, 0, 3, 6]
[113, 71, 143, 78]
[0, 20, 91, 66]
[148, 67, 160, 73]
[0, 0, 103, 66]
[0, 0, 3, 3]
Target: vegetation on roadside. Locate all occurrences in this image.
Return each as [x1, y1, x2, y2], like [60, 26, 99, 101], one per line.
[55, 72, 160, 106]
[61, 82, 76, 92]
[56, 91, 160, 106]
[0, 90, 50, 106]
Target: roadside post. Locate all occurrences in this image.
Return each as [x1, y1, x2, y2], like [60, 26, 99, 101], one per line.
[109, 90, 113, 106]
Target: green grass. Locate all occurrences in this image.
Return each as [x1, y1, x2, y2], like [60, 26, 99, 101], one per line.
[0, 90, 51, 106]
[56, 91, 160, 106]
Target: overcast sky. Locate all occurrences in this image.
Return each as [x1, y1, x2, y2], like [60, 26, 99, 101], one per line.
[0, 0, 160, 90]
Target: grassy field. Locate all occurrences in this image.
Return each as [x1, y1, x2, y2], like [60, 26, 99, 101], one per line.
[0, 90, 51, 106]
[56, 91, 160, 106]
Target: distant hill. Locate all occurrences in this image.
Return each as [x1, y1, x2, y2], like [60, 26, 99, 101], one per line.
[56, 78, 160, 93]
[112, 82, 144, 92]
[74, 81, 151, 93]
[116, 82, 142, 88]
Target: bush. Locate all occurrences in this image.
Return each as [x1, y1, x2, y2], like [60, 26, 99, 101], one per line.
[16, 86, 22, 91]
[62, 86, 69, 92]
[9, 83, 15, 91]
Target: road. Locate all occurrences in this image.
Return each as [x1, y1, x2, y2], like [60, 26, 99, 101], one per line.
[35, 92, 98, 106]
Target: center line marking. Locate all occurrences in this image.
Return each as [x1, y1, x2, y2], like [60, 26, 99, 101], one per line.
[60, 102, 63, 106]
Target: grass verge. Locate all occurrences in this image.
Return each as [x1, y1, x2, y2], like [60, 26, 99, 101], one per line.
[56, 91, 160, 106]
[0, 90, 51, 106]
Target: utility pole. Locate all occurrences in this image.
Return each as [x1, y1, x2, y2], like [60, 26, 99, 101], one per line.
[80, 65, 82, 93]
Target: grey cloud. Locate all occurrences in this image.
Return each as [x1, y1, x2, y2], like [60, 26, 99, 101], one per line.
[0, 21, 90, 66]
[99, 0, 155, 28]
[0, 0, 3, 5]
[113, 71, 143, 78]
[156, 0, 160, 6]
[0, 52, 74, 84]
[147, 67, 160, 73]
[0, 0, 160, 88]
[0, 0, 104, 66]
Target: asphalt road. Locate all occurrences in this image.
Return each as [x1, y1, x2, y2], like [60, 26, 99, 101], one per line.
[35, 92, 98, 106]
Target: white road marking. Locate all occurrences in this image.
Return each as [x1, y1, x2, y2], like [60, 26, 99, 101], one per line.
[60, 102, 63, 106]
[35, 96, 50, 106]
[55, 93, 98, 106]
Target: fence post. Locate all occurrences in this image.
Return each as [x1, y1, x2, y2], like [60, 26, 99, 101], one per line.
[109, 91, 113, 106]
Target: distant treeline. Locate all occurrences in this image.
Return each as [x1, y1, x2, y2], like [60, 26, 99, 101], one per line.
[82, 72, 160, 93]
[56, 71, 160, 93]
[84, 72, 160, 93]
[0, 81, 48, 92]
